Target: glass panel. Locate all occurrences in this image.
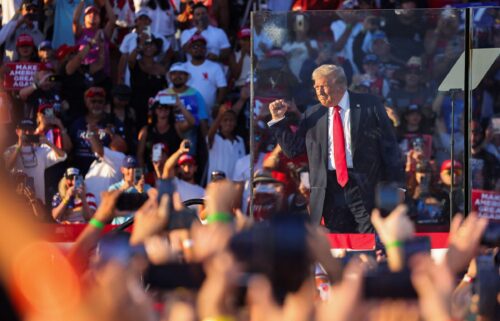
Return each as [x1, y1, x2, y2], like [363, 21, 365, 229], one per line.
[250, 8, 475, 233]
[470, 7, 500, 223]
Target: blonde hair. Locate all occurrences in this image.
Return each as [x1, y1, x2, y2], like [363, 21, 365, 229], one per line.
[311, 64, 347, 89]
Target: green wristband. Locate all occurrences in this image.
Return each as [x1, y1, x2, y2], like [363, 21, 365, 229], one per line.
[206, 212, 233, 224]
[89, 218, 105, 229]
[385, 240, 403, 249]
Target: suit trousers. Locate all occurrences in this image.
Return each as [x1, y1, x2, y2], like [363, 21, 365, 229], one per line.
[322, 170, 375, 233]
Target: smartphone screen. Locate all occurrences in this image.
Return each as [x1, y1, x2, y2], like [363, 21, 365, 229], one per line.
[134, 168, 143, 184]
[152, 144, 163, 162]
[299, 172, 310, 189]
[158, 94, 176, 106]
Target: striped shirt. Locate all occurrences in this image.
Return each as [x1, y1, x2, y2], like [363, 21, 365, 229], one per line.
[52, 192, 97, 223]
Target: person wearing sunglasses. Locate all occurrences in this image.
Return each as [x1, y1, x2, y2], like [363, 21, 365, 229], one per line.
[4, 118, 67, 205]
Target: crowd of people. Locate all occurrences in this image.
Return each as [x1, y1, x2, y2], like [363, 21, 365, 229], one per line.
[0, 0, 498, 321]
[0, 0, 497, 228]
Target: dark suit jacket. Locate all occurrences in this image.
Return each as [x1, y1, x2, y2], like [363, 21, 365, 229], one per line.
[269, 91, 404, 225]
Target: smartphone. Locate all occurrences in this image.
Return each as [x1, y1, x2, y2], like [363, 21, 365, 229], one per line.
[24, 134, 39, 144]
[144, 26, 152, 40]
[152, 144, 163, 163]
[166, 210, 199, 231]
[157, 178, 177, 211]
[375, 182, 402, 217]
[492, 117, 500, 135]
[184, 140, 191, 150]
[158, 94, 176, 106]
[363, 269, 417, 299]
[43, 107, 54, 119]
[134, 167, 143, 184]
[74, 175, 84, 190]
[210, 171, 226, 182]
[295, 14, 304, 31]
[403, 236, 431, 263]
[143, 263, 206, 290]
[116, 193, 149, 211]
[94, 233, 146, 268]
[299, 172, 310, 189]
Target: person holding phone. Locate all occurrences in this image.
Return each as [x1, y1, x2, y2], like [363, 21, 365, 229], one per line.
[128, 32, 168, 127]
[3, 119, 67, 205]
[137, 94, 194, 172]
[51, 168, 97, 223]
[35, 104, 72, 153]
[19, 65, 67, 121]
[117, 8, 171, 87]
[108, 156, 152, 224]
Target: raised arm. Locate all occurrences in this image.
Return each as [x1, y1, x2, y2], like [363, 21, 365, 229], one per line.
[161, 140, 190, 179]
[72, 0, 85, 38]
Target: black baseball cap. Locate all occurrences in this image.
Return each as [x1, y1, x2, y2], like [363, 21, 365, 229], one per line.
[17, 119, 35, 129]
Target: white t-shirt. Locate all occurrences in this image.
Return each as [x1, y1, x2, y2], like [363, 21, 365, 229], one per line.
[119, 31, 170, 86]
[84, 147, 125, 206]
[3, 144, 67, 203]
[175, 177, 205, 202]
[330, 20, 363, 74]
[1, 0, 22, 26]
[234, 51, 251, 87]
[232, 153, 265, 214]
[185, 60, 227, 118]
[208, 133, 246, 182]
[252, 29, 273, 61]
[282, 40, 318, 81]
[180, 25, 230, 57]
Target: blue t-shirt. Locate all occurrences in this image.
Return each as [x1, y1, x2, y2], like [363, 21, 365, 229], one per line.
[52, 0, 94, 48]
[163, 87, 208, 125]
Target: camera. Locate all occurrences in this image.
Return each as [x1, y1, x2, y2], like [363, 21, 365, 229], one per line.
[23, 134, 39, 144]
[210, 170, 226, 182]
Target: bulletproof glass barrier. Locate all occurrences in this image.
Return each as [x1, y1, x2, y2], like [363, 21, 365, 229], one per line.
[249, 7, 500, 232]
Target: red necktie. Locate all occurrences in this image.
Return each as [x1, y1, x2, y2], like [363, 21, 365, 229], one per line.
[333, 105, 348, 187]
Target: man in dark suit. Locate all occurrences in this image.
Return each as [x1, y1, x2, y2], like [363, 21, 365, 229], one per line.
[268, 64, 404, 233]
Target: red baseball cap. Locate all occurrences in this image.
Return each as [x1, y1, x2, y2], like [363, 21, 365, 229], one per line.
[440, 160, 462, 172]
[16, 34, 34, 47]
[84, 87, 106, 98]
[237, 28, 251, 39]
[177, 154, 196, 166]
[55, 44, 78, 61]
[37, 103, 53, 114]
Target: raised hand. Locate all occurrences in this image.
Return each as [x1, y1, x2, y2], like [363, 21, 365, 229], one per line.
[268, 99, 289, 121]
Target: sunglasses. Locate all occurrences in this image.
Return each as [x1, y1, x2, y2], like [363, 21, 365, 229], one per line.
[191, 44, 206, 49]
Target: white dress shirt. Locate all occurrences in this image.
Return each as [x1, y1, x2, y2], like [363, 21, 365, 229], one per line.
[328, 91, 353, 170]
